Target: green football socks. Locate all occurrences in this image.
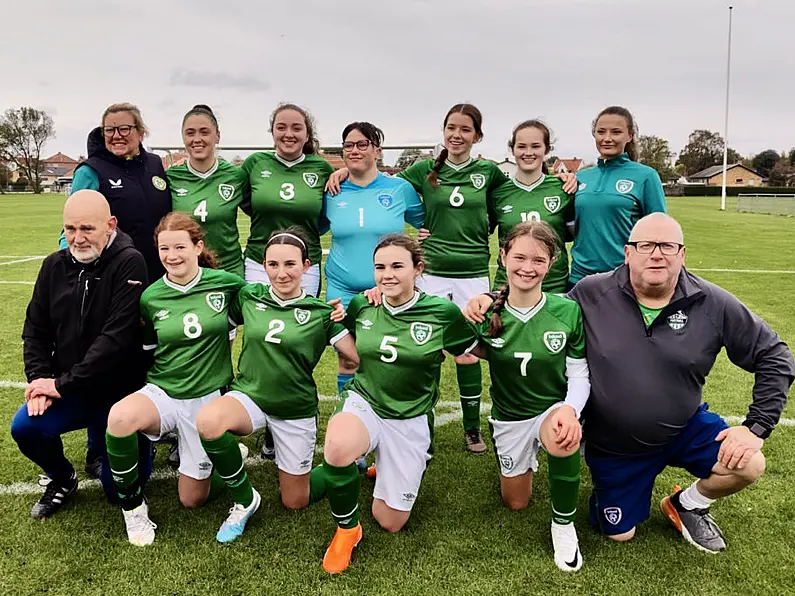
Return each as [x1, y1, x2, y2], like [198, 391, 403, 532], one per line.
[105, 431, 143, 510]
[548, 450, 580, 525]
[456, 362, 482, 432]
[324, 460, 360, 529]
[201, 432, 253, 508]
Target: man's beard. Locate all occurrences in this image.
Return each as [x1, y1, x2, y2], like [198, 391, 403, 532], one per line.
[69, 246, 100, 264]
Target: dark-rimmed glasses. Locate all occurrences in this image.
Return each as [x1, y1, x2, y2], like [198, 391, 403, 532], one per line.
[626, 241, 684, 255]
[101, 125, 136, 138]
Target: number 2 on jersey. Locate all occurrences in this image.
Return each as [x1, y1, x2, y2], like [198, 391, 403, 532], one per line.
[264, 319, 285, 344]
[193, 200, 208, 223]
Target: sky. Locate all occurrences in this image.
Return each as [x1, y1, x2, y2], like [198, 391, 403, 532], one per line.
[2, 0, 793, 165]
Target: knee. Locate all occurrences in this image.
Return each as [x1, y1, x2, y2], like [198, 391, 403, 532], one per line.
[107, 403, 140, 436]
[737, 450, 766, 484]
[196, 408, 224, 440]
[502, 495, 529, 511]
[545, 441, 580, 459]
[454, 353, 478, 365]
[281, 492, 309, 511]
[179, 492, 206, 509]
[608, 527, 636, 542]
[338, 355, 357, 372]
[377, 516, 407, 534]
[10, 407, 36, 442]
[323, 439, 354, 468]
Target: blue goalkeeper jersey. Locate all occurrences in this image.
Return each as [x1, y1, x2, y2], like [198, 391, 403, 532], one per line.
[322, 172, 424, 294]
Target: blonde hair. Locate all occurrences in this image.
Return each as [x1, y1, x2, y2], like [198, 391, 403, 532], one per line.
[101, 103, 149, 137]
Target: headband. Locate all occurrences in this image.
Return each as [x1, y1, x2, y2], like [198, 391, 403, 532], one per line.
[267, 233, 306, 249]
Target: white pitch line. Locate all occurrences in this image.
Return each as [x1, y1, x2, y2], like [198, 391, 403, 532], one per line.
[0, 256, 45, 266]
[0, 281, 35, 285]
[689, 268, 795, 274]
[0, 255, 46, 259]
[0, 380, 27, 389]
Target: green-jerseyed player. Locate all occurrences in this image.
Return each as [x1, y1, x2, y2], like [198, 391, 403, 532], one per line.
[242, 103, 334, 295]
[471, 221, 590, 572]
[489, 120, 575, 293]
[166, 104, 249, 279]
[310, 233, 478, 575]
[105, 212, 245, 547]
[194, 229, 357, 544]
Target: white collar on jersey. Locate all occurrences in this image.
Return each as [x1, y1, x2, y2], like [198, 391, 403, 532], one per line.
[444, 157, 473, 171]
[186, 159, 219, 179]
[162, 267, 204, 293]
[274, 153, 306, 168]
[268, 284, 306, 306]
[512, 173, 546, 192]
[383, 290, 420, 315]
[505, 293, 546, 323]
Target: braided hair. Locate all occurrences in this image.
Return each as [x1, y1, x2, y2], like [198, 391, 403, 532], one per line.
[486, 221, 560, 337]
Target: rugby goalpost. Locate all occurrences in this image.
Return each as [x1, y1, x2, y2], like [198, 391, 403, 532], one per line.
[736, 193, 795, 216]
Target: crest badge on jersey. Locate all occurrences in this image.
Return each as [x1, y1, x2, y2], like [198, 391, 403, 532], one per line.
[604, 507, 622, 526]
[218, 183, 235, 201]
[470, 173, 486, 190]
[206, 292, 225, 313]
[410, 322, 433, 345]
[152, 176, 167, 191]
[543, 196, 562, 213]
[543, 331, 567, 353]
[294, 308, 311, 325]
[616, 179, 634, 194]
[667, 310, 688, 332]
[378, 194, 393, 208]
[302, 172, 319, 188]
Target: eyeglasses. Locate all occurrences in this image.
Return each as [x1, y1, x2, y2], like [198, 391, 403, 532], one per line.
[342, 140, 374, 151]
[627, 241, 684, 255]
[101, 125, 136, 138]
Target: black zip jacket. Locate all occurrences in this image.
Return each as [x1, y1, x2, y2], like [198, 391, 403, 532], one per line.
[569, 265, 794, 455]
[22, 231, 149, 403]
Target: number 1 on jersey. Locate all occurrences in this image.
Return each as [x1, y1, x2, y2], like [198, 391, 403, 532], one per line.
[359, 207, 364, 227]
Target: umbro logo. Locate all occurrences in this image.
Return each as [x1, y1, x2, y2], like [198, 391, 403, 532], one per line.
[360, 320, 373, 330]
[255, 303, 268, 311]
[402, 492, 417, 501]
[174, 188, 188, 197]
[490, 337, 505, 348]
[337, 201, 348, 208]
[501, 205, 513, 213]
[198, 461, 212, 471]
[260, 170, 272, 178]
[155, 309, 170, 321]
[109, 178, 123, 189]
[300, 459, 311, 468]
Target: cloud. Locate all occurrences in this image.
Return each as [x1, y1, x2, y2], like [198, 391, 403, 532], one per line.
[169, 70, 270, 92]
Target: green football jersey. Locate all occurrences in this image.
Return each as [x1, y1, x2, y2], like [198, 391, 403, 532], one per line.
[346, 292, 478, 419]
[489, 175, 575, 293]
[399, 158, 509, 278]
[476, 293, 585, 421]
[141, 268, 246, 399]
[229, 284, 348, 419]
[166, 160, 248, 278]
[242, 152, 334, 266]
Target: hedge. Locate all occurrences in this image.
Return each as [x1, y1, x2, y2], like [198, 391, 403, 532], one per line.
[679, 185, 795, 197]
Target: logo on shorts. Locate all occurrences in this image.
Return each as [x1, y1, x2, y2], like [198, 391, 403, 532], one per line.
[255, 303, 268, 311]
[410, 322, 433, 345]
[152, 176, 167, 191]
[360, 320, 373, 330]
[543, 331, 567, 353]
[470, 173, 486, 189]
[300, 459, 311, 469]
[402, 492, 417, 502]
[615, 179, 634, 194]
[603, 507, 622, 525]
[294, 308, 311, 325]
[174, 188, 188, 197]
[260, 169, 272, 178]
[578, 183, 587, 191]
[218, 183, 235, 201]
[377, 194, 393, 208]
[667, 310, 688, 332]
[302, 172, 319, 188]
[155, 309, 170, 321]
[543, 196, 562, 213]
[499, 454, 514, 472]
[206, 292, 226, 313]
[198, 461, 212, 471]
[501, 205, 513, 213]
[489, 337, 505, 348]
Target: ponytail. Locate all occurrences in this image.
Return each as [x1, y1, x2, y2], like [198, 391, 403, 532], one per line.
[427, 147, 448, 189]
[487, 283, 510, 338]
[198, 248, 218, 269]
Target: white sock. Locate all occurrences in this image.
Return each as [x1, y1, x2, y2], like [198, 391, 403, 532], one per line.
[678, 481, 716, 510]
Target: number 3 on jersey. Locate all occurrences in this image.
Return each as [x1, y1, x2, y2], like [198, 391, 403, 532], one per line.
[280, 183, 295, 201]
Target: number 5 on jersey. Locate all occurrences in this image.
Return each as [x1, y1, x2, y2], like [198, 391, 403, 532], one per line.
[380, 336, 398, 362]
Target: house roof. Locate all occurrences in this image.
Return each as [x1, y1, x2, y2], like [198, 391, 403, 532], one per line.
[43, 152, 79, 165]
[161, 152, 189, 169]
[553, 158, 583, 172]
[319, 151, 345, 170]
[689, 163, 761, 179]
[42, 165, 75, 177]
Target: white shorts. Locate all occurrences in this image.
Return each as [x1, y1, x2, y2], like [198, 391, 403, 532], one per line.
[138, 383, 221, 480]
[227, 390, 317, 476]
[245, 258, 321, 297]
[489, 403, 565, 478]
[340, 391, 431, 512]
[415, 274, 489, 309]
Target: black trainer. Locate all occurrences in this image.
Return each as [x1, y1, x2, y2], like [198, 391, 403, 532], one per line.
[260, 427, 275, 461]
[31, 473, 78, 519]
[660, 486, 726, 553]
[84, 453, 102, 479]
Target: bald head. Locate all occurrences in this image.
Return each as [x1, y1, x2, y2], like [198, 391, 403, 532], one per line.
[63, 190, 117, 263]
[629, 213, 684, 244]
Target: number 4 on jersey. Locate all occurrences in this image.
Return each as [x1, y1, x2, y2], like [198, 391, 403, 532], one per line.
[194, 200, 208, 223]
